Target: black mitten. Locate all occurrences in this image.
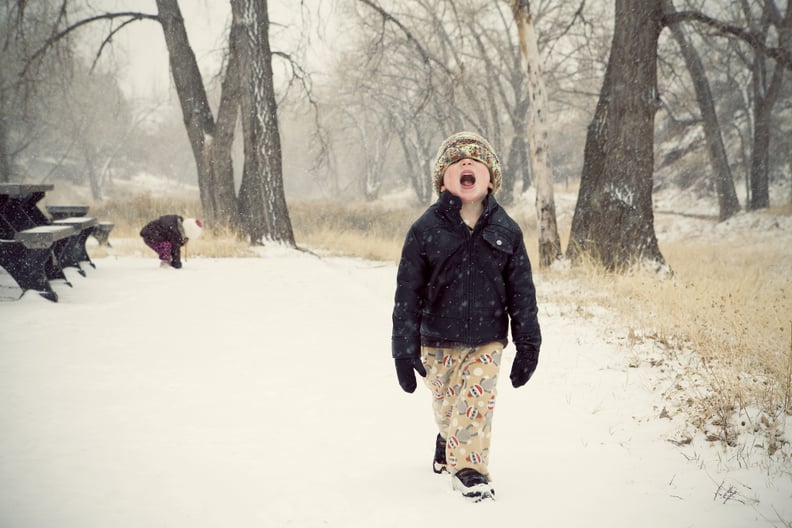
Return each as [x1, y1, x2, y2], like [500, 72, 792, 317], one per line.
[395, 357, 427, 393]
[510, 351, 538, 388]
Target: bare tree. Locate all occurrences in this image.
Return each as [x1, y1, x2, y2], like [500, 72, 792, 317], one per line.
[155, 0, 241, 231]
[232, 0, 295, 245]
[743, 0, 791, 210]
[662, 0, 741, 221]
[350, 0, 555, 208]
[512, 0, 563, 267]
[666, 0, 792, 210]
[55, 69, 133, 200]
[15, 1, 303, 242]
[567, 0, 666, 271]
[210, 28, 243, 234]
[0, 0, 77, 183]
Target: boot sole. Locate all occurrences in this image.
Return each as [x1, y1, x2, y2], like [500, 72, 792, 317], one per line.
[452, 478, 495, 502]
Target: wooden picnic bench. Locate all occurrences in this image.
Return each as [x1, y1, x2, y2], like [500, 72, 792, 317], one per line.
[0, 225, 78, 301]
[92, 221, 114, 247]
[0, 184, 77, 301]
[52, 216, 98, 276]
[47, 204, 114, 246]
[15, 224, 77, 249]
[46, 205, 90, 220]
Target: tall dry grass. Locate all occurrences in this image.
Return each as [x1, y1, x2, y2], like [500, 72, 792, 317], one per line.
[544, 239, 791, 454]
[290, 201, 424, 261]
[88, 194, 255, 259]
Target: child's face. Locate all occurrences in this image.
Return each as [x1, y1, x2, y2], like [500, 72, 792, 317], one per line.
[441, 158, 493, 203]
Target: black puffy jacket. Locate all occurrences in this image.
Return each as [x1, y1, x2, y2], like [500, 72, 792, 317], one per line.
[392, 191, 541, 360]
[140, 214, 187, 260]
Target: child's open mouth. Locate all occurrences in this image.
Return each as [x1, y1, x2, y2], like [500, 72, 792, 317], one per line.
[460, 173, 476, 188]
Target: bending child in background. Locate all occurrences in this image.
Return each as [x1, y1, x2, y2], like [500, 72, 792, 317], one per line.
[391, 131, 542, 502]
[140, 215, 203, 269]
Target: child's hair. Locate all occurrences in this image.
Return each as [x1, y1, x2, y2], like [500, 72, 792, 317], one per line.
[432, 132, 502, 195]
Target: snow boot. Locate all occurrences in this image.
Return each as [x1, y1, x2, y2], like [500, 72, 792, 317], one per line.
[433, 434, 448, 474]
[452, 468, 495, 502]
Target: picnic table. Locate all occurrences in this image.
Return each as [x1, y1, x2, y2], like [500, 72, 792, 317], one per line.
[46, 205, 90, 220]
[0, 183, 97, 301]
[47, 204, 114, 247]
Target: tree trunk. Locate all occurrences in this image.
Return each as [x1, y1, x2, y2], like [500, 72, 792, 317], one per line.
[749, 96, 771, 210]
[401, 122, 433, 204]
[513, 0, 562, 267]
[502, 131, 524, 203]
[155, 0, 217, 218]
[82, 144, 102, 201]
[231, 0, 295, 246]
[567, 0, 666, 271]
[746, 0, 790, 210]
[209, 27, 243, 233]
[0, 115, 10, 182]
[662, 0, 740, 221]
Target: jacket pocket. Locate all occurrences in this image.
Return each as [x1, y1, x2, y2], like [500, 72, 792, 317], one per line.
[482, 227, 515, 255]
[477, 227, 515, 285]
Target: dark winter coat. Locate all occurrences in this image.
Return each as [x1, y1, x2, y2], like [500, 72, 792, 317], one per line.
[140, 215, 187, 249]
[392, 191, 541, 360]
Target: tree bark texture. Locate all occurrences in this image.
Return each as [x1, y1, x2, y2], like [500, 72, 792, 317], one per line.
[514, 0, 562, 267]
[662, 0, 741, 221]
[749, 94, 771, 210]
[0, 115, 10, 182]
[232, 0, 295, 246]
[567, 0, 666, 271]
[209, 26, 243, 233]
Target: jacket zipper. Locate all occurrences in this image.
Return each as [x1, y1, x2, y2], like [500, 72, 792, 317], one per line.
[465, 221, 474, 343]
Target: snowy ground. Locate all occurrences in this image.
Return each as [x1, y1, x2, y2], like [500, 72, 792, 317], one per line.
[1, 241, 790, 527]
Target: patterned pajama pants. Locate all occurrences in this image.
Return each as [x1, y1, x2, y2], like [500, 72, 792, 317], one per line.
[421, 342, 503, 479]
[145, 240, 173, 261]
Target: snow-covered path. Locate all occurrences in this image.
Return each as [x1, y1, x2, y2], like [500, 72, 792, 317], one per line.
[1, 249, 789, 527]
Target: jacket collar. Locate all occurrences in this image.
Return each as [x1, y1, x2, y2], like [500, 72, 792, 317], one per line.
[435, 190, 498, 225]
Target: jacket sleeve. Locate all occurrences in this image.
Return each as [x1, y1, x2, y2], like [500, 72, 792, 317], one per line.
[506, 236, 542, 359]
[392, 227, 427, 359]
[140, 221, 154, 239]
[161, 215, 187, 246]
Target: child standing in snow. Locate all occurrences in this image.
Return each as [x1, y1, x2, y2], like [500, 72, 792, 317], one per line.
[140, 215, 203, 269]
[391, 131, 542, 502]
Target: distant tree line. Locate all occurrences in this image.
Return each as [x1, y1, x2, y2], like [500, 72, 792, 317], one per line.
[1, 0, 790, 269]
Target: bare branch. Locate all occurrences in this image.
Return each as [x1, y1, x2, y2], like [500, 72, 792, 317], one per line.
[663, 10, 792, 71]
[90, 16, 143, 72]
[356, 0, 450, 74]
[22, 11, 160, 79]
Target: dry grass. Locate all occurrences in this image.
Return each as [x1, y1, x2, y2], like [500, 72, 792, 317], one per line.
[290, 201, 425, 261]
[540, 233, 792, 455]
[86, 194, 256, 259]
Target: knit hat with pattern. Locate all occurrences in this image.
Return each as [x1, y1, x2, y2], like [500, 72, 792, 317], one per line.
[432, 131, 502, 195]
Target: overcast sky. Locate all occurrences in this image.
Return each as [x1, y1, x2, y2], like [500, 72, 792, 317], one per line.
[79, 1, 335, 103]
